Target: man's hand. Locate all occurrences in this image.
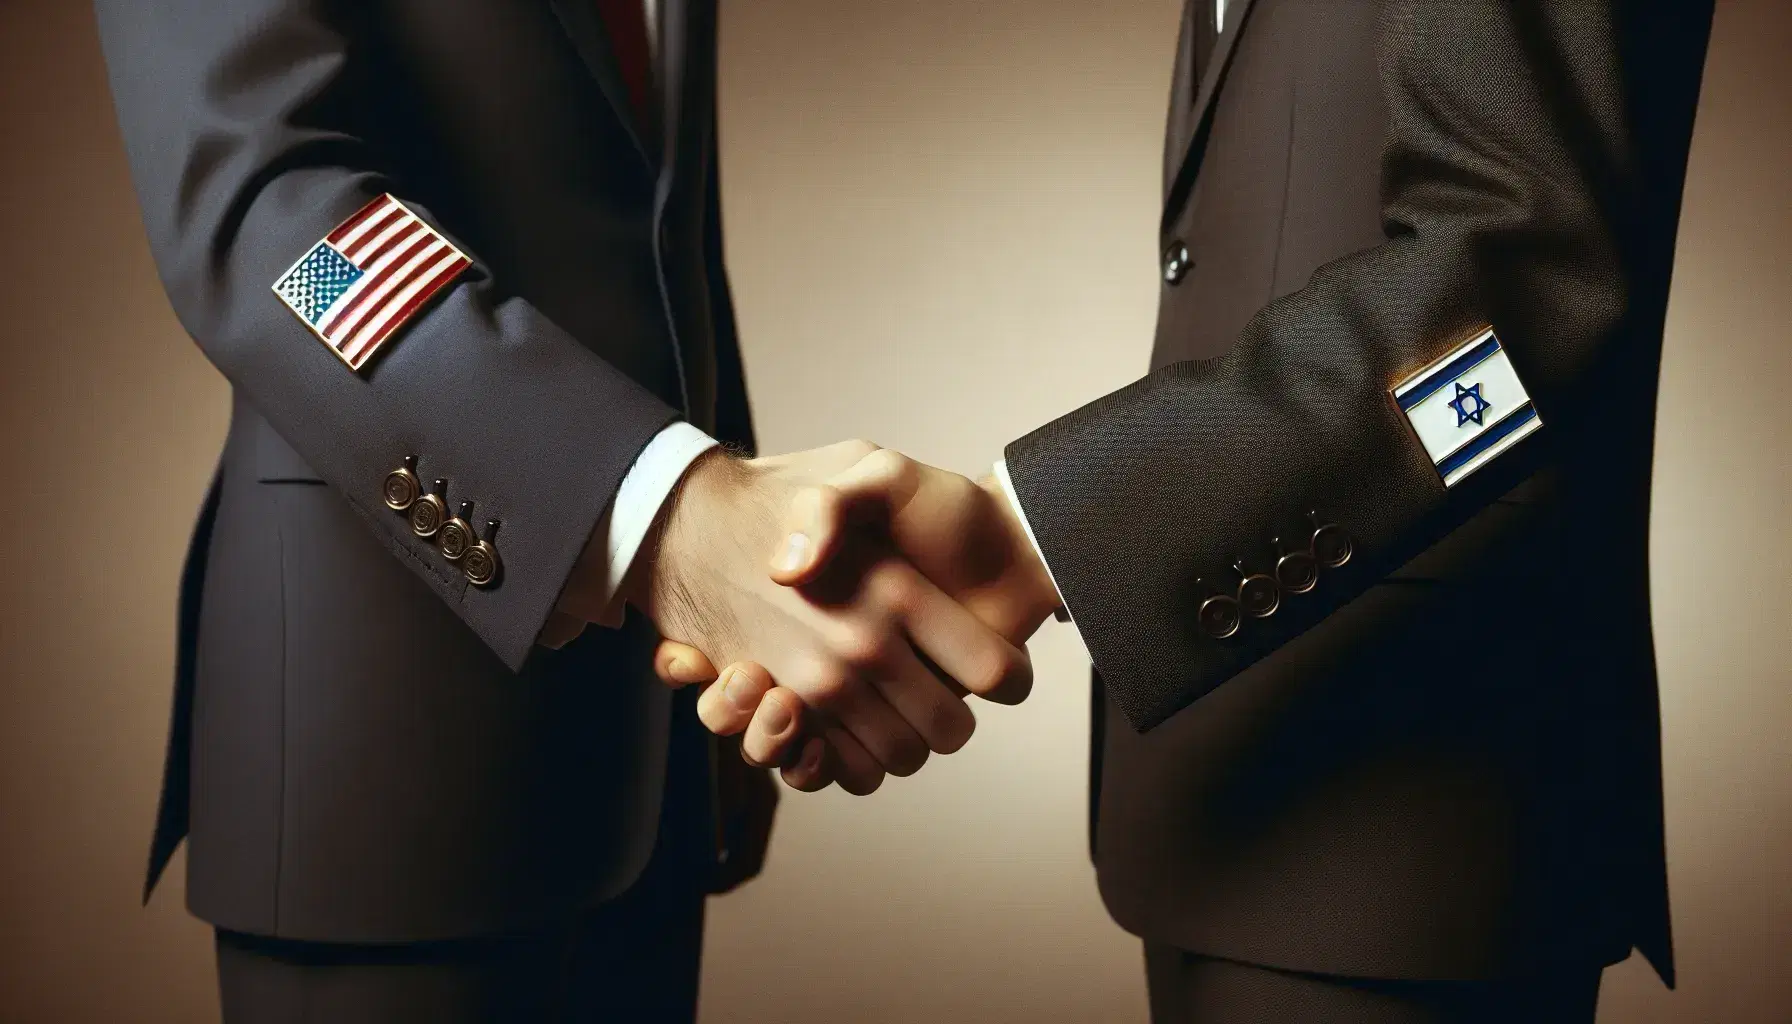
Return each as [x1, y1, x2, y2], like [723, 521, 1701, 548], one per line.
[653, 446, 1065, 789]
[559, 441, 1033, 783]
[771, 449, 1062, 652]
[661, 652, 883, 794]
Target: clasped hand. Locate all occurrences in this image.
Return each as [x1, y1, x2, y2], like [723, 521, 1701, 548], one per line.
[611, 440, 1061, 795]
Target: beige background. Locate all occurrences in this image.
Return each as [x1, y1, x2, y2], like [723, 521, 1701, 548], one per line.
[1, 0, 1787, 1020]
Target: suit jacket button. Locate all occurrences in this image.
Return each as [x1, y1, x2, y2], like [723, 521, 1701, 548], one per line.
[1198, 593, 1241, 639]
[383, 456, 421, 511]
[1273, 537, 1318, 594]
[1234, 561, 1280, 618]
[1162, 242, 1192, 284]
[410, 479, 448, 538]
[1309, 517, 1353, 569]
[438, 501, 476, 561]
[463, 520, 503, 588]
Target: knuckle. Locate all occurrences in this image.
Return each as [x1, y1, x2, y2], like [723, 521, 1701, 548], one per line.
[803, 663, 854, 707]
[866, 562, 919, 614]
[949, 472, 982, 503]
[796, 483, 836, 519]
[865, 447, 913, 480]
[837, 624, 897, 669]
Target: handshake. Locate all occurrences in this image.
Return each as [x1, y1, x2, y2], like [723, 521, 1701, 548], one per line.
[553, 440, 1065, 795]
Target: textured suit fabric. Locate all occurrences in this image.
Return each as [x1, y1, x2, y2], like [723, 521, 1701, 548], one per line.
[1006, 0, 1711, 984]
[1144, 944, 1600, 1024]
[93, 0, 762, 945]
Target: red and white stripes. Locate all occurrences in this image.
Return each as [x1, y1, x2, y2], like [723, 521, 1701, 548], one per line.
[312, 194, 470, 370]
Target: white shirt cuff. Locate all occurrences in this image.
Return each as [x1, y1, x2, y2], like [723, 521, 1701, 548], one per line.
[591, 422, 719, 627]
[992, 459, 1072, 623]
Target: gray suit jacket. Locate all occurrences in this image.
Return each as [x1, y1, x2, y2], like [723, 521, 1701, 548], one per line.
[96, 0, 753, 941]
[1006, 0, 1711, 984]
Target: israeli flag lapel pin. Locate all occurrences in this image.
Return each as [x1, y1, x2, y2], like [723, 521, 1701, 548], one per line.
[1391, 326, 1542, 488]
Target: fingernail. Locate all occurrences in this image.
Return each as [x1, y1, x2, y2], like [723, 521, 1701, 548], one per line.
[723, 669, 759, 712]
[757, 696, 794, 737]
[666, 655, 693, 680]
[798, 737, 824, 774]
[772, 532, 811, 573]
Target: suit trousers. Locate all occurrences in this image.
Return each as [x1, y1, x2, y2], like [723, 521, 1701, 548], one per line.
[1143, 943, 1602, 1024]
[214, 847, 705, 1024]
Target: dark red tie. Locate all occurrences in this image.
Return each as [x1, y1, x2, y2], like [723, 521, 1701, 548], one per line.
[593, 0, 655, 128]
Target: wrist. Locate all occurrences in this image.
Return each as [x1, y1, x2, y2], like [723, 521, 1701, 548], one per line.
[622, 447, 743, 616]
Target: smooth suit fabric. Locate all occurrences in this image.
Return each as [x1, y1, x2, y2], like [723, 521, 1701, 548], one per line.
[1000, 0, 1714, 1012]
[211, 813, 707, 1023]
[1143, 946, 1601, 1024]
[93, 0, 766, 1015]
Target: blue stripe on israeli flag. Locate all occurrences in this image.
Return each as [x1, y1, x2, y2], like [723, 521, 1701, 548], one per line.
[1392, 327, 1542, 487]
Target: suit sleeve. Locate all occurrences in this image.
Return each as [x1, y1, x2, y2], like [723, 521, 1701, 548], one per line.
[1003, 0, 1673, 730]
[93, 0, 680, 671]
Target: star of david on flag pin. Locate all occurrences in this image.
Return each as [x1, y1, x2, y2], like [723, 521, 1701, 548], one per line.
[1391, 326, 1541, 488]
[271, 194, 471, 372]
[1449, 382, 1490, 426]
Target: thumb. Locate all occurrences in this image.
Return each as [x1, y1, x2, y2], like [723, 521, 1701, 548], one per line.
[768, 448, 922, 587]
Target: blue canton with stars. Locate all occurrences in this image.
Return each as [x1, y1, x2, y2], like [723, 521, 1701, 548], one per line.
[274, 244, 363, 325]
[1448, 381, 1491, 427]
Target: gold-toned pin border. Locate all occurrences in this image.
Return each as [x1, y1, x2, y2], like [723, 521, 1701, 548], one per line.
[1386, 324, 1493, 486]
[1386, 324, 1545, 489]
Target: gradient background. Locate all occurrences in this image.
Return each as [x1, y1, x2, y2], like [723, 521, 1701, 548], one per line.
[1, 1, 1787, 1021]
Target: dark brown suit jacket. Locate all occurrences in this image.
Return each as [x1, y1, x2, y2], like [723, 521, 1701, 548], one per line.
[1005, 0, 1712, 983]
[95, 0, 766, 942]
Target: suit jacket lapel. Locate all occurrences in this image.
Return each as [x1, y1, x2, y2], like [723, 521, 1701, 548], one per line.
[1162, 0, 1200, 194]
[1161, 0, 1257, 233]
[547, 0, 656, 172]
[656, 0, 694, 182]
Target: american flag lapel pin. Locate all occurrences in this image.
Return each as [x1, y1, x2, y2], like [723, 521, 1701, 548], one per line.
[271, 194, 472, 372]
[1391, 326, 1542, 488]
